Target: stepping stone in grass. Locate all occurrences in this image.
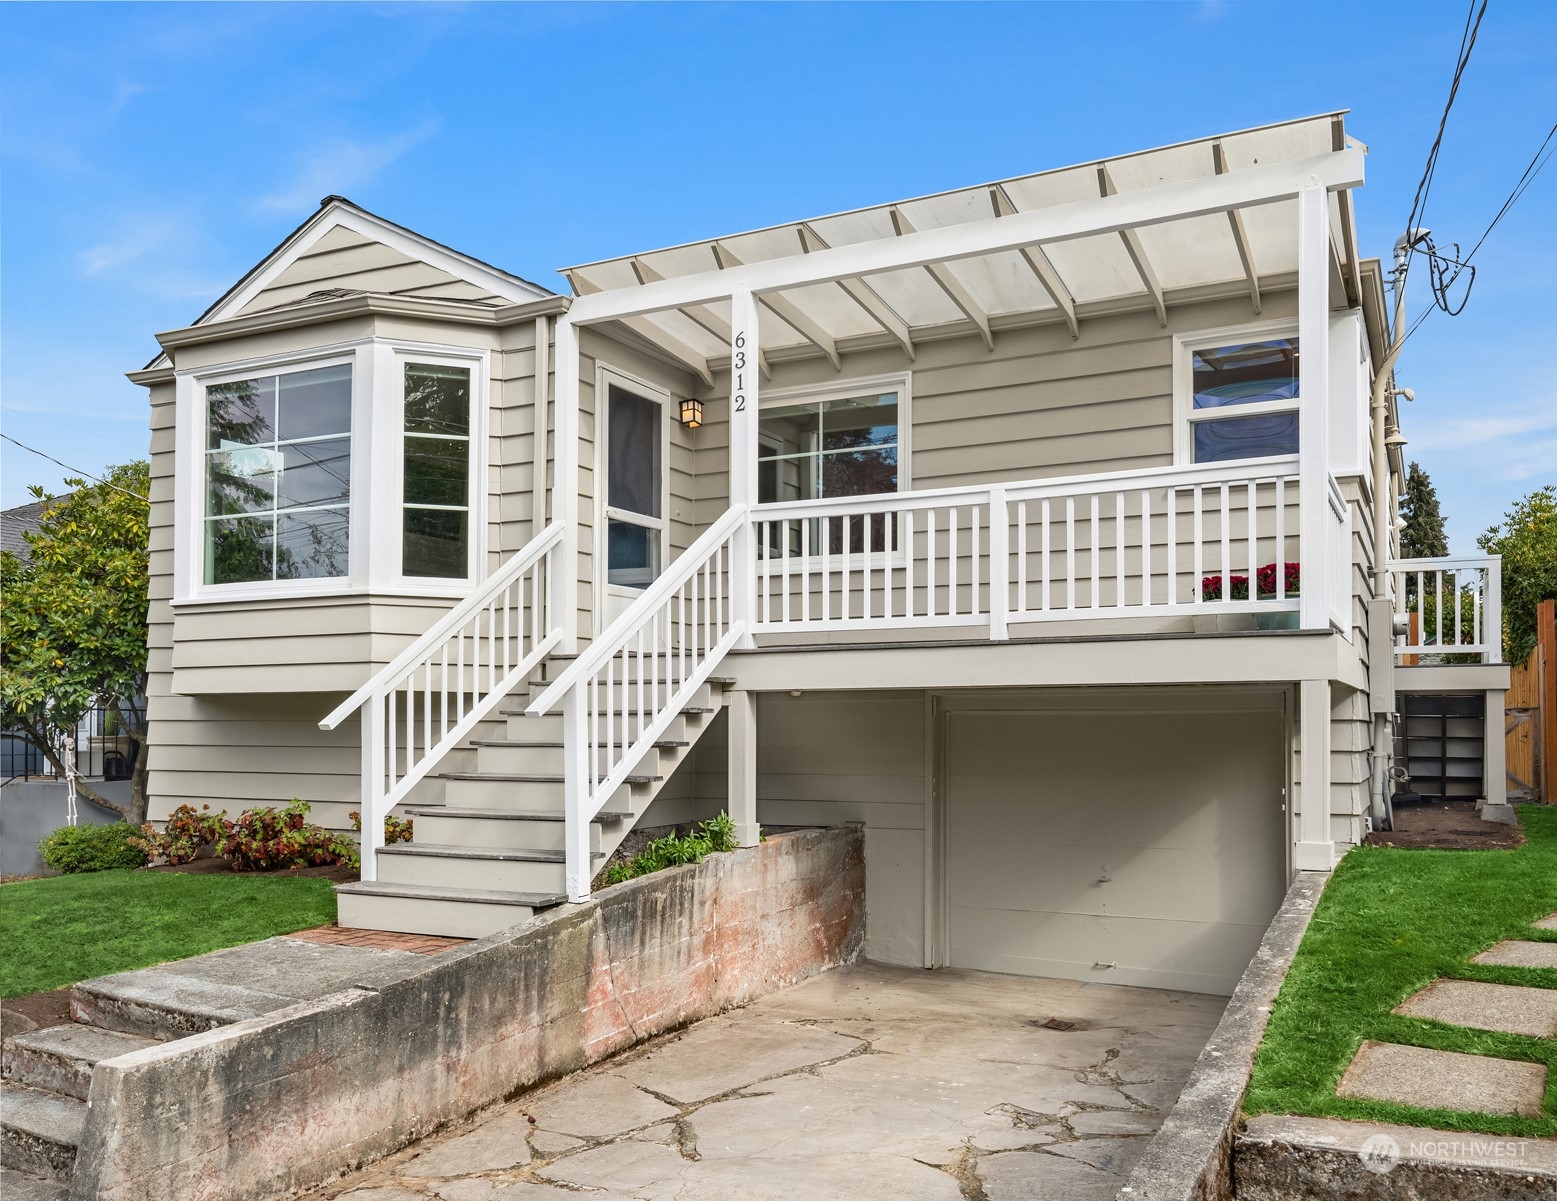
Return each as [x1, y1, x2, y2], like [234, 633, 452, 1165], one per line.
[1472, 940, 1557, 970]
[1336, 1041, 1546, 1118]
[1533, 913, 1557, 932]
[1394, 978, 1557, 1038]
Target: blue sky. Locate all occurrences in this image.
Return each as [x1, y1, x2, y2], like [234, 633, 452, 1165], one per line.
[2, 0, 1553, 550]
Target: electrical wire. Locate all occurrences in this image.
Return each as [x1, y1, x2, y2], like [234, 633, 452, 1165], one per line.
[0, 433, 149, 503]
[1403, 0, 1488, 251]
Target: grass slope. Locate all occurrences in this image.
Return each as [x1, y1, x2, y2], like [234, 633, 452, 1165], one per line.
[1247, 805, 1557, 1137]
[0, 869, 336, 997]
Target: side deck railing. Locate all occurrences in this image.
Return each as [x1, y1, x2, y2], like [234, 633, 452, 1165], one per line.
[1389, 555, 1502, 665]
[528, 505, 748, 901]
[321, 522, 566, 879]
[750, 457, 1329, 639]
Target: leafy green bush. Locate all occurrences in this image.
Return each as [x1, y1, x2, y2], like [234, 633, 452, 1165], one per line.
[598, 812, 740, 888]
[38, 823, 149, 874]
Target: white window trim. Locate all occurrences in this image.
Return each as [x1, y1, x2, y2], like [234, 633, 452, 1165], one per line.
[1172, 319, 1300, 466]
[594, 364, 673, 606]
[172, 337, 490, 606]
[756, 370, 913, 496]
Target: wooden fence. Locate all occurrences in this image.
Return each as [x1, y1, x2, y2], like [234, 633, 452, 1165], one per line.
[1507, 598, 1556, 802]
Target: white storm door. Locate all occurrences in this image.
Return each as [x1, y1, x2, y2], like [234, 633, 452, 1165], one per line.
[601, 378, 668, 627]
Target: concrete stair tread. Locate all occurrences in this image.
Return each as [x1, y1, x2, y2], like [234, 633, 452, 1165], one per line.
[4, 1024, 158, 1068]
[336, 880, 564, 907]
[378, 843, 604, 863]
[405, 807, 633, 822]
[440, 772, 661, 785]
[0, 1083, 85, 1159]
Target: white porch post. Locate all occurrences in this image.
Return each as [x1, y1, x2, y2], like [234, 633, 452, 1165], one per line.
[553, 317, 580, 652]
[730, 290, 759, 648]
[1297, 182, 1331, 631]
[1484, 689, 1508, 809]
[727, 689, 760, 847]
[1296, 678, 1335, 870]
[359, 697, 384, 883]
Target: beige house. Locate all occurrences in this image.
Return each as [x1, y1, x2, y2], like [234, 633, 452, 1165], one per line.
[129, 113, 1507, 996]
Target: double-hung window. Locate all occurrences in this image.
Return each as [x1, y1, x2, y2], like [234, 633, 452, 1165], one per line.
[1180, 330, 1301, 463]
[204, 362, 352, 584]
[401, 361, 473, 578]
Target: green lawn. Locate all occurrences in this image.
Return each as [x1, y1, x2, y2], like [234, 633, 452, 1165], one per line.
[0, 869, 337, 997]
[1247, 805, 1557, 1137]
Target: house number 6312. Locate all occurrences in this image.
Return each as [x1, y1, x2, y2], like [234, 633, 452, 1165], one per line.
[733, 332, 747, 411]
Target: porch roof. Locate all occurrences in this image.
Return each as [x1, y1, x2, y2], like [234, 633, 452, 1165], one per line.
[561, 113, 1364, 377]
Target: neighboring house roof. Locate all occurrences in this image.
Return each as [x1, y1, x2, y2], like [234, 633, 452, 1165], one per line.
[0, 496, 62, 564]
[144, 196, 560, 368]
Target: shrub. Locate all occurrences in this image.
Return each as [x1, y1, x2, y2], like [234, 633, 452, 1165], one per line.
[128, 804, 230, 865]
[598, 812, 740, 888]
[38, 823, 149, 874]
[349, 810, 414, 845]
[218, 800, 357, 872]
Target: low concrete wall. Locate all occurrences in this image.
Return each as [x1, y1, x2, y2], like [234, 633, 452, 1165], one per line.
[71, 825, 865, 1201]
[0, 780, 128, 876]
[1117, 870, 1329, 1201]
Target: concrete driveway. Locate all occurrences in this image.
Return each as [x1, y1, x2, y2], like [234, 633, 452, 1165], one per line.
[312, 962, 1225, 1201]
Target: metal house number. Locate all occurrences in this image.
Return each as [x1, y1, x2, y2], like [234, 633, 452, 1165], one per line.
[733, 332, 747, 412]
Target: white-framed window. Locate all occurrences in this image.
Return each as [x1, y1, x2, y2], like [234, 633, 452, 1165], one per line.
[202, 355, 358, 588]
[1174, 321, 1301, 465]
[756, 374, 910, 556]
[398, 355, 477, 580]
[174, 338, 489, 604]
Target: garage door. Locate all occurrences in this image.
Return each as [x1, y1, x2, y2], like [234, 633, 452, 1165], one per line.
[944, 702, 1286, 995]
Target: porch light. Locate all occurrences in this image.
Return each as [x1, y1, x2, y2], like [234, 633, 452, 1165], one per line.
[1385, 431, 1408, 449]
[679, 397, 703, 429]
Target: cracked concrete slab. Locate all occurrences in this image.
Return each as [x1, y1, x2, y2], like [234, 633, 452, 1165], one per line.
[299, 962, 1223, 1201]
[1472, 940, 1557, 969]
[1337, 1040, 1547, 1117]
[1395, 977, 1557, 1037]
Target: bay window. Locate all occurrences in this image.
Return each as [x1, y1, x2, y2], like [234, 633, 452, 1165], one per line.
[205, 363, 352, 584]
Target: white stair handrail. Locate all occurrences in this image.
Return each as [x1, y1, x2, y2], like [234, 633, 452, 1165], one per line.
[322, 521, 566, 880]
[529, 504, 749, 903]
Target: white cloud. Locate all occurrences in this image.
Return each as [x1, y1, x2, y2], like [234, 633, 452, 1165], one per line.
[77, 215, 183, 276]
[1407, 397, 1557, 482]
[253, 120, 441, 215]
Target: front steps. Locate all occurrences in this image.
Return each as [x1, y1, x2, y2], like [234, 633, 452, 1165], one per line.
[335, 664, 735, 938]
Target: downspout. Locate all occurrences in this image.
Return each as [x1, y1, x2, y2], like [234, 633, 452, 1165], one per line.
[1368, 231, 1423, 828]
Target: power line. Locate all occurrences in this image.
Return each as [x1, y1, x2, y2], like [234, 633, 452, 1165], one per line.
[1403, 0, 1488, 250]
[1401, 119, 1557, 346]
[0, 433, 148, 503]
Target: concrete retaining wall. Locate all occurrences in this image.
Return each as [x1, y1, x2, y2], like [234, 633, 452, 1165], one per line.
[0, 780, 128, 877]
[1117, 870, 1329, 1201]
[70, 825, 865, 1201]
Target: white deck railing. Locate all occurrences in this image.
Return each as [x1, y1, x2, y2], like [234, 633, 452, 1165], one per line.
[1389, 555, 1502, 664]
[321, 522, 565, 880]
[528, 504, 748, 901]
[752, 458, 1317, 638]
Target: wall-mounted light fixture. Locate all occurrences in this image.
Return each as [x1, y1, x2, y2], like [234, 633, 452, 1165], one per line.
[679, 397, 703, 429]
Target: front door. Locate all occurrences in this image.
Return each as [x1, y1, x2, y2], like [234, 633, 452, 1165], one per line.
[602, 378, 667, 628]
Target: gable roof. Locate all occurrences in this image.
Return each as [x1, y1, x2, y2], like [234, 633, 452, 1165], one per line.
[1, 496, 65, 564]
[146, 197, 557, 367]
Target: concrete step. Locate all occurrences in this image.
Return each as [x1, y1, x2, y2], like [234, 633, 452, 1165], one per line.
[0, 1166, 67, 1201]
[440, 771, 657, 812]
[2, 1025, 157, 1101]
[335, 881, 562, 940]
[521, 680, 720, 710]
[472, 741, 667, 778]
[376, 843, 603, 893]
[0, 1084, 83, 1180]
[405, 807, 631, 853]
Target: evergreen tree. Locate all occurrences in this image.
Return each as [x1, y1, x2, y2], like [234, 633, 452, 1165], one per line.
[1399, 462, 1449, 559]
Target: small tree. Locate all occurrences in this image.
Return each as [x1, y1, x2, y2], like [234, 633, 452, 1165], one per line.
[1478, 485, 1557, 664]
[1399, 461, 1449, 560]
[0, 462, 151, 822]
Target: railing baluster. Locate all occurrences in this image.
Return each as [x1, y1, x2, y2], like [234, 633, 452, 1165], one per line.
[971, 503, 982, 617]
[1041, 497, 1051, 612]
[1219, 483, 1230, 606]
[927, 509, 937, 617]
[1166, 488, 1177, 605]
[1114, 491, 1124, 610]
[1065, 496, 1076, 611]
[1434, 570, 1442, 651]
[949, 506, 959, 618]
[1193, 487, 1204, 605]
[1274, 479, 1286, 600]
[1016, 499, 1028, 617]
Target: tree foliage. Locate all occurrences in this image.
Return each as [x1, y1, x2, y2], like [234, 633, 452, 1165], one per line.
[1399, 461, 1449, 560]
[1, 462, 151, 822]
[1478, 485, 1557, 664]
